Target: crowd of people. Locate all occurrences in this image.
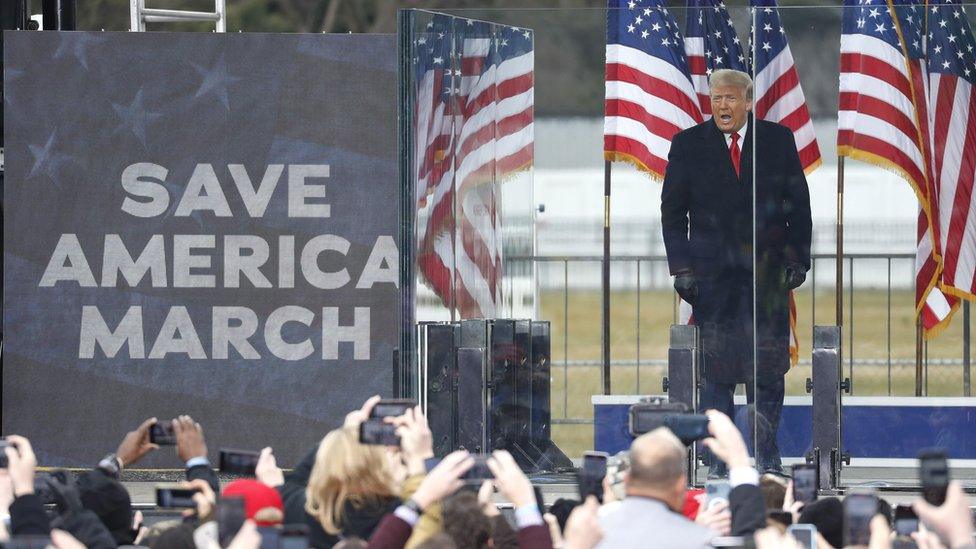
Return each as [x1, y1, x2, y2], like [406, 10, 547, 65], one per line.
[0, 397, 973, 549]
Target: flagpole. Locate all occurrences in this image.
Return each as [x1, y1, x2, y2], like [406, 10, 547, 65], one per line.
[602, 160, 612, 395]
[836, 156, 844, 329]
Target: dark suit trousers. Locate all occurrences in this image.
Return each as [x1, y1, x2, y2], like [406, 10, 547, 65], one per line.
[697, 269, 786, 470]
[700, 375, 785, 470]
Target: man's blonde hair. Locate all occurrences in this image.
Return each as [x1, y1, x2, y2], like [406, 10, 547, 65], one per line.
[709, 69, 753, 100]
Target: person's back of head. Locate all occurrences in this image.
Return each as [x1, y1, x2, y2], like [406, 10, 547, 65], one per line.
[547, 498, 581, 533]
[760, 474, 787, 510]
[305, 427, 396, 535]
[442, 491, 492, 549]
[798, 497, 843, 549]
[625, 427, 687, 511]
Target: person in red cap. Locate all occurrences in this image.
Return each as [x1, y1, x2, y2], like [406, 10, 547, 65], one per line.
[223, 479, 285, 527]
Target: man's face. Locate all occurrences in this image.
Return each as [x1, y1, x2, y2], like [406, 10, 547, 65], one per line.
[710, 84, 751, 133]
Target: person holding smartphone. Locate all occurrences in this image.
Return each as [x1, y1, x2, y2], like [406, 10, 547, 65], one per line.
[597, 411, 766, 548]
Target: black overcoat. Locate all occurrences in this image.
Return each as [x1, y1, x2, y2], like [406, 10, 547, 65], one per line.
[660, 117, 812, 383]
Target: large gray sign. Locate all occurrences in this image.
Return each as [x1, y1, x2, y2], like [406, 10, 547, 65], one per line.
[3, 32, 399, 466]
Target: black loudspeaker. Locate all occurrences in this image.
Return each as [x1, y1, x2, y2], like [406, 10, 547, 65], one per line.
[529, 321, 551, 449]
[488, 319, 517, 453]
[417, 319, 571, 472]
[456, 347, 486, 453]
[419, 322, 458, 456]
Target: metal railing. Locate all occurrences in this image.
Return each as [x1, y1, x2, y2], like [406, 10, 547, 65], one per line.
[506, 252, 973, 424]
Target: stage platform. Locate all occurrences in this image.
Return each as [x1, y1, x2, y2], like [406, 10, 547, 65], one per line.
[117, 465, 976, 511]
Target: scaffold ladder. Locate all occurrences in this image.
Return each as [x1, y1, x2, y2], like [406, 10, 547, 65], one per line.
[129, 0, 226, 32]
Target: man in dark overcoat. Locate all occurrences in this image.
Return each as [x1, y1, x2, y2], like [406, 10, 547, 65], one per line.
[661, 68, 812, 476]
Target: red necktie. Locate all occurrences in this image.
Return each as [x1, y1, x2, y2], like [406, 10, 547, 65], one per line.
[729, 132, 741, 177]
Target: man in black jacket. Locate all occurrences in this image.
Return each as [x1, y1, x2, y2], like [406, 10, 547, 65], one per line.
[661, 68, 812, 477]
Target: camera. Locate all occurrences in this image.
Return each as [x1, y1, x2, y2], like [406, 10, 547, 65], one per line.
[578, 451, 608, 503]
[628, 398, 689, 437]
[0, 440, 18, 469]
[156, 484, 201, 508]
[219, 449, 260, 476]
[150, 422, 177, 445]
[369, 399, 417, 419]
[792, 463, 818, 504]
[843, 490, 878, 547]
[462, 455, 494, 482]
[918, 448, 949, 506]
[359, 419, 399, 446]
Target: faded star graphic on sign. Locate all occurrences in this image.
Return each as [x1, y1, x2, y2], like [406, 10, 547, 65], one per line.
[27, 132, 67, 183]
[53, 33, 108, 70]
[112, 88, 162, 148]
[191, 53, 242, 109]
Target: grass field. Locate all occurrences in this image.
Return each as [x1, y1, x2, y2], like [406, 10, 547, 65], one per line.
[538, 289, 974, 457]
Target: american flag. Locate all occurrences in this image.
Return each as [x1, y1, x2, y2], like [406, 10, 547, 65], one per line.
[684, 0, 749, 115]
[605, 0, 703, 179]
[750, 0, 822, 174]
[892, 0, 960, 335]
[927, 1, 976, 305]
[415, 16, 535, 318]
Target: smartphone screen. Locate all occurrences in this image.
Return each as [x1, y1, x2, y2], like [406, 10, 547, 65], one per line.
[663, 414, 710, 445]
[218, 496, 247, 547]
[369, 399, 417, 419]
[706, 479, 731, 508]
[219, 449, 260, 476]
[787, 524, 817, 549]
[843, 492, 878, 547]
[358, 419, 399, 446]
[918, 449, 949, 506]
[894, 504, 919, 536]
[462, 455, 494, 482]
[155, 485, 200, 508]
[792, 464, 819, 504]
[258, 526, 280, 549]
[579, 452, 608, 503]
[281, 524, 310, 549]
[149, 422, 177, 445]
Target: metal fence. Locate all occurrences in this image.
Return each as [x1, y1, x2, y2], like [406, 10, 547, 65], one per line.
[507, 252, 973, 424]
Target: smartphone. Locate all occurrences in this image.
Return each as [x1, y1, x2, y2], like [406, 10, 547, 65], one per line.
[358, 419, 399, 446]
[219, 448, 260, 476]
[533, 485, 546, 517]
[710, 537, 745, 547]
[462, 454, 494, 482]
[792, 463, 819, 504]
[218, 496, 247, 547]
[281, 524, 310, 549]
[663, 414, 710, 445]
[787, 524, 818, 549]
[369, 399, 417, 419]
[0, 440, 16, 469]
[578, 451, 608, 503]
[258, 526, 280, 549]
[918, 448, 949, 506]
[706, 479, 731, 508]
[843, 491, 878, 547]
[156, 484, 201, 508]
[150, 422, 177, 445]
[768, 510, 793, 527]
[894, 504, 919, 536]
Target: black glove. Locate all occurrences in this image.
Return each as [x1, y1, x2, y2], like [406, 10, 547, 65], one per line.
[673, 270, 698, 305]
[783, 261, 807, 290]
